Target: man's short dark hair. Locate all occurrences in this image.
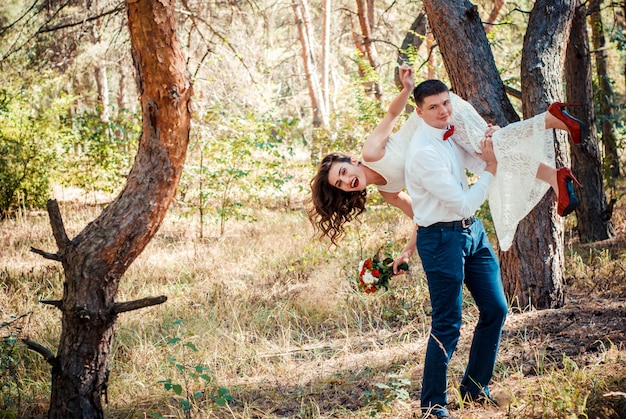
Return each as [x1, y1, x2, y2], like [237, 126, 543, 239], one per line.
[413, 80, 450, 107]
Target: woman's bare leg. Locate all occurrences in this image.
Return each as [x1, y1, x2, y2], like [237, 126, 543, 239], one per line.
[544, 111, 569, 132]
[536, 163, 559, 197]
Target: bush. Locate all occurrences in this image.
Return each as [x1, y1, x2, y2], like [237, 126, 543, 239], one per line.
[178, 107, 302, 237]
[0, 83, 73, 217]
[60, 107, 140, 198]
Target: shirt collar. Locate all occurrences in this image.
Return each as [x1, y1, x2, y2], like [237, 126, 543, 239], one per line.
[421, 121, 451, 141]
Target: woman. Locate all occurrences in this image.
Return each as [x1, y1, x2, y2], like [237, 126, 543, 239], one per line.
[308, 66, 585, 252]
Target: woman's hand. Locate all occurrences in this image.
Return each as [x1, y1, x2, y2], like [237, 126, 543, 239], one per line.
[484, 123, 501, 138]
[398, 64, 415, 91]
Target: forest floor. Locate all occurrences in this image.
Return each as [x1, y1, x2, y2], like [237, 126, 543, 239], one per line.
[2, 186, 626, 419]
[215, 292, 626, 419]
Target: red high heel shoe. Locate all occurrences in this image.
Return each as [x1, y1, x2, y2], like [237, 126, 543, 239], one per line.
[557, 167, 582, 216]
[547, 102, 588, 145]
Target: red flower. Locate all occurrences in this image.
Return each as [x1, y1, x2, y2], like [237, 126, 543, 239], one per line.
[356, 251, 409, 294]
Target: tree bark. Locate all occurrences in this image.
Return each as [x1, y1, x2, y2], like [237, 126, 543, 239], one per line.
[566, 0, 615, 241]
[41, 0, 192, 417]
[590, 3, 621, 179]
[500, 0, 575, 309]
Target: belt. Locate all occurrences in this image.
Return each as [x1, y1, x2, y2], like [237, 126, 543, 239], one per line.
[422, 216, 475, 229]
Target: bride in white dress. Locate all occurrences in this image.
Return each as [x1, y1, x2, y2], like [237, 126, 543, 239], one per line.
[308, 65, 584, 254]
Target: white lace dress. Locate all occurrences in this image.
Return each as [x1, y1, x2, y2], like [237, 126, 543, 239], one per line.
[363, 93, 555, 251]
[450, 94, 555, 250]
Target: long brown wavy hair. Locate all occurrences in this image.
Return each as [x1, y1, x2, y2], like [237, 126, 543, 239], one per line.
[307, 153, 368, 246]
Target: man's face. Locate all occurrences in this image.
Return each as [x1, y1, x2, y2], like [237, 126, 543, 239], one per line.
[415, 92, 453, 130]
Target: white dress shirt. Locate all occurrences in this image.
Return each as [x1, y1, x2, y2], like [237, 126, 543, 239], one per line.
[405, 121, 493, 227]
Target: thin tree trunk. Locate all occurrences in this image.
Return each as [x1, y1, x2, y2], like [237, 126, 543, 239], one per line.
[94, 63, 110, 121]
[590, 3, 621, 179]
[322, 0, 330, 114]
[355, 0, 382, 100]
[88, 6, 110, 123]
[117, 63, 128, 112]
[427, 32, 436, 79]
[292, 0, 328, 128]
[566, 0, 615, 241]
[484, 0, 506, 33]
[29, 0, 193, 417]
[395, 13, 427, 88]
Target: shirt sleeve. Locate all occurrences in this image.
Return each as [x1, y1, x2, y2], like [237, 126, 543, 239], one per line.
[461, 148, 488, 176]
[411, 146, 493, 218]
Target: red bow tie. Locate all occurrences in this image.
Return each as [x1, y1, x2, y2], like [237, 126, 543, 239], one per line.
[443, 125, 455, 141]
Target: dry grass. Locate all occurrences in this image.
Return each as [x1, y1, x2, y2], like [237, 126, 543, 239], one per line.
[1, 192, 626, 419]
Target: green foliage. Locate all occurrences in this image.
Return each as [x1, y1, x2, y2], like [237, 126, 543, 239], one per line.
[178, 107, 301, 237]
[363, 373, 411, 415]
[60, 107, 140, 197]
[328, 79, 385, 157]
[0, 82, 73, 217]
[154, 319, 233, 418]
[0, 333, 20, 413]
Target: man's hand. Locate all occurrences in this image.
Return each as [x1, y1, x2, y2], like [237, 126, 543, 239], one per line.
[478, 137, 497, 175]
[392, 254, 410, 275]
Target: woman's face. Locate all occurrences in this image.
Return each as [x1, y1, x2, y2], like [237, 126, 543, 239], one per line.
[327, 158, 367, 192]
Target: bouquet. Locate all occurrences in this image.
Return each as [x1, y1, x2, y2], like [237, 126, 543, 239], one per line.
[358, 253, 409, 294]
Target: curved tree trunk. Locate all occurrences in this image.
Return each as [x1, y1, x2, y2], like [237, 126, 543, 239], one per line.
[30, 0, 193, 417]
[566, 0, 615, 242]
[500, 0, 575, 309]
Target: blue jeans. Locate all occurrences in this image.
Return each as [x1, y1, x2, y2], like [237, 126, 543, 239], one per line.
[417, 218, 507, 416]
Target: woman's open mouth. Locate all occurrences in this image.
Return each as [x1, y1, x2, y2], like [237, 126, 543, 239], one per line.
[351, 178, 359, 188]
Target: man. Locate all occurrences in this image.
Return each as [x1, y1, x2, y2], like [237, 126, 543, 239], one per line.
[405, 80, 508, 418]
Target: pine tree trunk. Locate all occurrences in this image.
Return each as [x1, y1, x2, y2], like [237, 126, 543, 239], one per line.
[566, 0, 615, 241]
[322, 0, 331, 114]
[484, 0, 506, 33]
[355, 0, 382, 99]
[292, 0, 327, 128]
[42, 0, 193, 417]
[590, 5, 621, 179]
[500, 0, 575, 309]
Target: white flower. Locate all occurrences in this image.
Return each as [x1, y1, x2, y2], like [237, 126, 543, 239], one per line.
[361, 271, 378, 285]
